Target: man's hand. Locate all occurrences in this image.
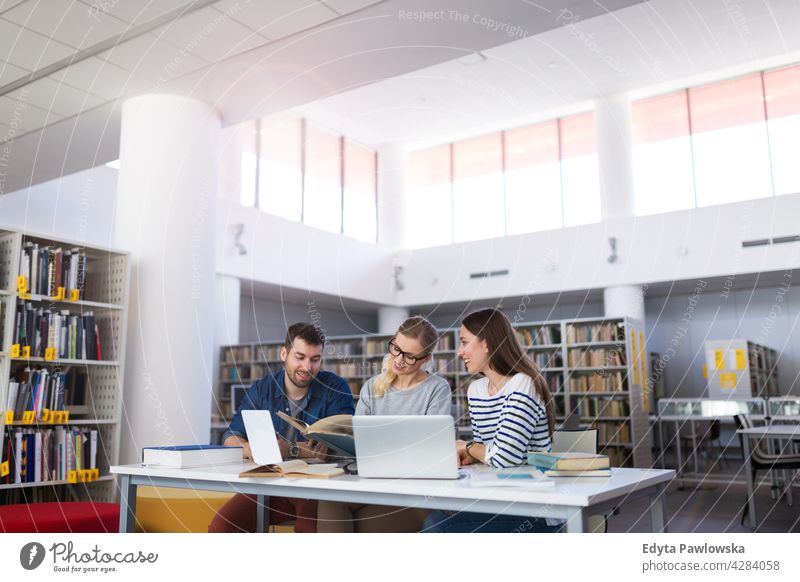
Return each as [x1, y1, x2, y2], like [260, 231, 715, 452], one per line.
[224, 435, 252, 460]
[299, 439, 329, 460]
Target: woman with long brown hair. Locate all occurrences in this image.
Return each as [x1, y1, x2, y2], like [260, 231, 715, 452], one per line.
[423, 307, 561, 533]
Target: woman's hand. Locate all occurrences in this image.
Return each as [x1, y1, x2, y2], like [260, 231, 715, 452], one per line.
[456, 440, 475, 467]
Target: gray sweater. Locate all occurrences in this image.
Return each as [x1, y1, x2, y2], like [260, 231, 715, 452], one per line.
[356, 373, 452, 416]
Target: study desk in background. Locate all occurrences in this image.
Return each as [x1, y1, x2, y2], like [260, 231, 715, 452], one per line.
[111, 463, 675, 534]
[737, 424, 800, 531]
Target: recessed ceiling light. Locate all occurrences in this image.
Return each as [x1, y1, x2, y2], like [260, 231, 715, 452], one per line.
[458, 52, 487, 66]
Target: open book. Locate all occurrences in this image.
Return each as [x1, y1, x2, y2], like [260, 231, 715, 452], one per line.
[239, 459, 344, 479]
[277, 411, 355, 457]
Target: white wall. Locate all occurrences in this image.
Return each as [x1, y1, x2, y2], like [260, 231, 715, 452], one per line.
[395, 193, 800, 306]
[0, 165, 118, 247]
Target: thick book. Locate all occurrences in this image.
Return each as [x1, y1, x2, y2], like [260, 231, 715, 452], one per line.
[142, 445, 243, 468]
[527, 451, 610, 471]
[239, 459, 344, 479]
[276, 411, 355, 457]
[544, 469, 612, 477]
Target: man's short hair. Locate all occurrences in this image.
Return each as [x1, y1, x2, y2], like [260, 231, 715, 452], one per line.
[284, 322, 326, 351]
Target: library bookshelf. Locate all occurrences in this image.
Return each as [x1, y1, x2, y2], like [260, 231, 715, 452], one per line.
[215, 315, 653, 468]
[0, 228, 130, 505]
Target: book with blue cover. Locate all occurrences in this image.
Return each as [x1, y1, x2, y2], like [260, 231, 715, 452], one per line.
[142, 444, 243, 468]
[527, 451, 609, 471]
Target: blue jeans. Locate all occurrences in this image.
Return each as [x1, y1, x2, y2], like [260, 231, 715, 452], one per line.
[422, 510, 561, 533]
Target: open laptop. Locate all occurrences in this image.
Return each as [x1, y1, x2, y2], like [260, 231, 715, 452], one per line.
[241, 410, 283, 466]
[352, 415, 459, 479]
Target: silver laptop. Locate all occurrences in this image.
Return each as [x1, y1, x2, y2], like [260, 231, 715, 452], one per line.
[352, 415, 459, 479]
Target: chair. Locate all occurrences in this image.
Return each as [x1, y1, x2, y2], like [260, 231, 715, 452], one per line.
[679, 419, 727, 471]
[734, 414, 800, 526]
[0, 502, 119, 533]
[551, 428, 607, 533]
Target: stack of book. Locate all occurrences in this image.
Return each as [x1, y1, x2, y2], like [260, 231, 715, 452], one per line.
[527, 451, 611, 477]
[1, 426, 98, 484]
[14, 301, 101, 360]
[19, 243, 87, 298]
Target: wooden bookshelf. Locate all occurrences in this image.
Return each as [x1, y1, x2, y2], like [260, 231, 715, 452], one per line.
[0, 228, 130, 504]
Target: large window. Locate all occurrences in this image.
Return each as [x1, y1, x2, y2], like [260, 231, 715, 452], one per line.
[452, 133, 504, 243]
[504, 121, 562, 235]
[633, 64, 800, 214]
[407, 112, 602, 248]
[240, 114, 378, 243]
[689, 74, 772, 207]
[632, 91, 696, 215]
[560, 112, 601, 227]
[764, 64, 800, 196]
[259, 112, 302, 221]
[407, 145, 453, 249]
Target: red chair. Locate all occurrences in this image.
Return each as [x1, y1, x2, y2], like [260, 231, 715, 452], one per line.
[0, 502, 119, 533]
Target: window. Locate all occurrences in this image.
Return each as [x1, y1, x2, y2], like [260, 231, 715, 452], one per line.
[303, 122, 343, 234]
[452, 133, 504, 243]
[343, 140, 377, 243]
[764, 65, 800, 196]
[259, 112, 302, 221]
[407, 145, 453, 249]
[689, 74, 772, 207]
[632, 91, 696, 215]
[504, 121, 562, 234]
[560, 112, 601, 227]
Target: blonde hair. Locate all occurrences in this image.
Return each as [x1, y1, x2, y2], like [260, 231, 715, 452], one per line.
[373, 316, 439, 397]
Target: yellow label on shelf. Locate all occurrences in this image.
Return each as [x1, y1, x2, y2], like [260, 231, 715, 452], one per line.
[44, 347, 57, 361]
[62, 411, 69, 424]
[714, 350, 725, 371]
[16, 275, 27, 293]
[41, 409, 51, 423]
[90, 469, 100, 481]
[68, 471, 78, 484]
[20, 292, 32, 300]
[735, 348, 747, 370]
[69, 289, 80, 302]
[56, 286, 66, 300]
[54, 411, 66, 424]
[720, 373, 737, 389]
[5, 411, 13, 424]
[702, 363, 708, 379]
[80, 470, 91, 482]
[631, 333, 639, 385]
[22, 411, 35, 424]
[639, 331, 646, 388]
[9, 344, 20, 358]
[22, 346, 30, 359]
[0, 461, 8, 478]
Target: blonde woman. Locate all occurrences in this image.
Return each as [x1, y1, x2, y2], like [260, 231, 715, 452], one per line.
[317, 316, 451, 532]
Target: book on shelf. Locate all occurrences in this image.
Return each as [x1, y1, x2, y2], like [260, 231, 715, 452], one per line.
[276, 411, 355, 457]
[142, 444, 243, 468]
[516, 325, 561, 346]
[544, 469, 612, 477]
[326, 341, 362, 357]
[365, 338, 387, 356]
[527, 451, 610, 471]
[571, 397, 630, 418]
[14, 301, 102, 360]
[18, 243, 87, 298]
[569, 372, 625, 393]
[592, 421, 631, 444]
[566, 322, 624, 344]
[239, 459, 344, 479]
[437, 334, 454, 351]
[568, 347, 626, 367]
[1, 426, 98, 484]
[257, 344, 282, 361]
[223, 346, 253, 363]
[5, 368, 88, 422]
[532, 352, 563, 369]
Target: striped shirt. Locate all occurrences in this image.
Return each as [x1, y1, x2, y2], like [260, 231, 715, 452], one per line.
[468, 373, 551, 469]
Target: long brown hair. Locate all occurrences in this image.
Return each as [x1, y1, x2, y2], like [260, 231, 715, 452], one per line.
[462, 308, 555, 434]
[373, 316, 439, 397]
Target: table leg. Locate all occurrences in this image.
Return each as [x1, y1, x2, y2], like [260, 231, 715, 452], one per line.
[650, 483, 668, 532]
[564, 508, 587, 533]
[691, 420, 699, 474]
[118, 474, 137, 533]
[256, 495, 268, 533]
[742, 436, 757, 530]
[658, 419, 666, 469]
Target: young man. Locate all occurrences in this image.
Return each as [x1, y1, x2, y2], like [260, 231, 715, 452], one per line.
[208, 322, 355, 533]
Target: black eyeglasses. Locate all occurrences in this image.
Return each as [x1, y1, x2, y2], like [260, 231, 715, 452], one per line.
[387, 339, 427, 365]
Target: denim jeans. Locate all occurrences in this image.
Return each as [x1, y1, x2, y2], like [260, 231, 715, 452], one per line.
[422, 510, 561, 533]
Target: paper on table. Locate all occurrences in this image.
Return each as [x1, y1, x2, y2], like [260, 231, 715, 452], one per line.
[467, 466, 555, 488]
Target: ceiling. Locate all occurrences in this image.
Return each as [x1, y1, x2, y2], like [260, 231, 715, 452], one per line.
[297, 0, 800, 148]
[0, 0, 647, 193]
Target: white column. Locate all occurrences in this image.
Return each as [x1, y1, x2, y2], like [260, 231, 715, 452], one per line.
[603, 285, 644, 321]
[595, 94, 635, 220]
[115, 94, 220, 464]
[212, 274, 241, 408]
[378, 306, 410, 334]
[377, 143, 408, 250]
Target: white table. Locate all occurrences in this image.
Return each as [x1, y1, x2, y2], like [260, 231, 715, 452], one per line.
[110, 463, 674, 533]
[737, 424, 800, 530]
